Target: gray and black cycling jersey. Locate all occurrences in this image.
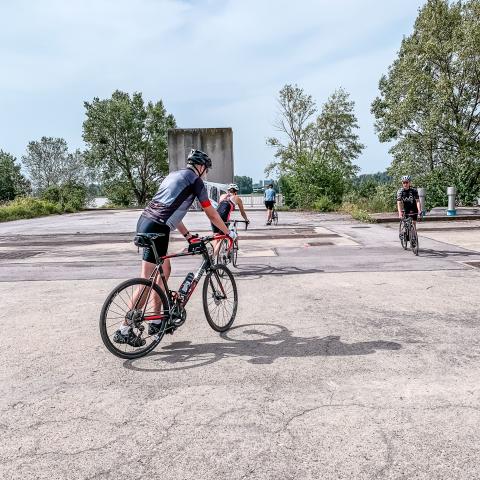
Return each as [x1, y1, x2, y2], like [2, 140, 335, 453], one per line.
[142, 169, 211, 230]
[397, 187, 419, 212]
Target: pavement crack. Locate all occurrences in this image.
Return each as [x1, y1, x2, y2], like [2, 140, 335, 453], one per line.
[374, 429, 394, 478]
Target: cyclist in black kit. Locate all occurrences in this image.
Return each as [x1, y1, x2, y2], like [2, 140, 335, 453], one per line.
[211, 183, 249, 254]
[397, 175, 422, 222]
[212, 183, 249, 233]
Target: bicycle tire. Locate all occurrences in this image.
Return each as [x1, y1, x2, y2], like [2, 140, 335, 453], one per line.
[273, 210, 278, 226]
[202, 264, 238, 332]
[216, 238, 230, 266]
[399, 221, 408, 250]
[99, 278, 169, 359]
[411, 225, 419, 256]
[232, 239, 239, 267]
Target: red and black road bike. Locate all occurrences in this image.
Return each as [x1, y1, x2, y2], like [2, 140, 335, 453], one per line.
[99, 234, 237, 359]
[216, 219, 249, 268]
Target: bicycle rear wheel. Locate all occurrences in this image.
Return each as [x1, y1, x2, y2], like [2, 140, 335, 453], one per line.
[99, 278, 169, 359]
[203, 264, 238, 332]
[410, 225, 419, 256]
[272, 210, 278, 226]
[399, 222, 408, 250]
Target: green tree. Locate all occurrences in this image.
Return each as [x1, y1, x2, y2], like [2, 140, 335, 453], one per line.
[82, 90, 176, 206]
[267, 85, 364, 208]
[372, 0, 480, 205]
[22, 137, 88, 193]
[41, 181, 89, 211]
[289, 153, 349, 208]
[266, 84, 316, 174]
[233, 175, 253, 194]
[0, 150, 31, 201]
[309, 88, 363, 180]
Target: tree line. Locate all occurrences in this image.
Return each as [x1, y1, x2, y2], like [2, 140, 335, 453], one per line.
[1, 91, 176, 210]
[268, 0, 480, 211]
[2, 0, 479, 215]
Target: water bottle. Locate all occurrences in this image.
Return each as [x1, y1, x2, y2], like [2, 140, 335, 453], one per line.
[179, 272, 194, 296]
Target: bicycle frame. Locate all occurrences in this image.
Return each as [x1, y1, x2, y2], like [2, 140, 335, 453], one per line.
[138, 234, 233, 323]
[401, 213, 417, 231]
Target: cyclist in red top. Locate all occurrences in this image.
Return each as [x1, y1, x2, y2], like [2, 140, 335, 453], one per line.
[211, 183, 249, 255]
[212, 183, 249, 232]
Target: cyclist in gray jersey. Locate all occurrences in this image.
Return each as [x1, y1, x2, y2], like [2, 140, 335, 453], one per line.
[114, 149, 236, 346]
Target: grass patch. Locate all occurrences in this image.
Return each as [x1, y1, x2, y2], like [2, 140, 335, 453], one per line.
[0, 197, 63, 222]
[339, 202, 375, 223]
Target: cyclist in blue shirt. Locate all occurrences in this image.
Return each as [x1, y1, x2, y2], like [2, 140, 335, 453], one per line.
[264, 184, 276, 225]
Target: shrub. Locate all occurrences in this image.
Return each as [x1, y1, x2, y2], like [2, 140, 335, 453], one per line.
[0, 197, 62, 222]
[313, 196, 336, 212]
[339, 202, 374, 223]
[41, 181, 89, 211]
[103, 179, 136, 207]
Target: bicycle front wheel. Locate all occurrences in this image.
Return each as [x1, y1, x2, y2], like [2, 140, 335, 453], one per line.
[232, 239, 239, 267]
[99, 278, 169, 359]
[216, 238, 230, 266]
[399, 222, 408, 250]
[273, 210, 278, 226]
[202, 264, 238, 332]
[411, 226, 419, 256]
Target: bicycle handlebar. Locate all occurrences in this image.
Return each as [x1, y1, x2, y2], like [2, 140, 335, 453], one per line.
[190, 233, 234, 250]
[226, 219, 249, 230]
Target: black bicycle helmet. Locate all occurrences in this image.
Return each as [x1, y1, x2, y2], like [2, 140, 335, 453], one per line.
[187, 149, 212, 168]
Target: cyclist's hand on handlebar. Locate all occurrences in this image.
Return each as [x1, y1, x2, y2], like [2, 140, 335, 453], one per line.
[187, 233, 199, 243]
[228, 230, 237, 240]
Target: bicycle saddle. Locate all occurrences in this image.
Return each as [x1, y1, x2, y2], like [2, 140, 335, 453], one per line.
[133, 233, 165, 247]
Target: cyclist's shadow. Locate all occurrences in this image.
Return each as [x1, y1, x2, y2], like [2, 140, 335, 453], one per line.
[123, 323, 401, 372]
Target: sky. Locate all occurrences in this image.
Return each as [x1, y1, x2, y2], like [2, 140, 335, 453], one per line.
[0, 0, 425, 181]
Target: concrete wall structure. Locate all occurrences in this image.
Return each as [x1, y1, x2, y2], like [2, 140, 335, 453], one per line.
[168, 128, 234, 184]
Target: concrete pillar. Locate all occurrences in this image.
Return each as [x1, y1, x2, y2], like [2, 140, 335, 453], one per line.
[447, 186, 457, 216]
[417, 187, 426, 215]
[167, 128, 234, 184]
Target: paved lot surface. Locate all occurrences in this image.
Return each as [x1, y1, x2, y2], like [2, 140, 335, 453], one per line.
[1, 210, 479, 479]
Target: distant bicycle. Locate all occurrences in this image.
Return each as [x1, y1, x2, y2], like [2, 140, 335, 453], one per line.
[399, 213, 420, 255]
[217, 219, 249, 268]
[271, 205, 278, 226]
[99, 233, 237, 359]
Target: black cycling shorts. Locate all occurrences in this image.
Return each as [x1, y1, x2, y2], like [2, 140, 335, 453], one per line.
[404, 210, 418, 221]
[136, 215, 170, 264]
[265, 201, 274, 210]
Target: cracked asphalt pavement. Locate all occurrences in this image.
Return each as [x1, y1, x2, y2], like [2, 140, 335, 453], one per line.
[1, 210, 479, 479]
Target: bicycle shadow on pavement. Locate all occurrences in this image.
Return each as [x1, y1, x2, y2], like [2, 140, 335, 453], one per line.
[418, 248, 480, 258]
[123, 323, 401, 373]
[234, 264, 324, 280]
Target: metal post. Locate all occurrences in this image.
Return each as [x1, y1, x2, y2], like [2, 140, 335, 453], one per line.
[447, 186, 457, 216]
[417, 188, 426, 216]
